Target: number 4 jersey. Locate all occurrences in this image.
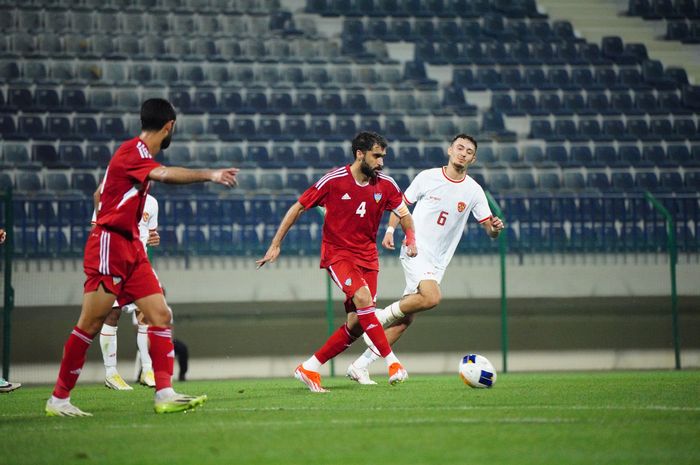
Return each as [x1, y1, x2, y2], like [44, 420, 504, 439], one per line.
[403, 167, 492, 269]
[299, 165, 404, 271]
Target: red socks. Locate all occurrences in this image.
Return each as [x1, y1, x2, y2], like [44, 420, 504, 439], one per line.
[314, 324, 356, 364]
[357, 306, 391, 357]
[148, 326, 174, 391]
[52, 327, 93, 399]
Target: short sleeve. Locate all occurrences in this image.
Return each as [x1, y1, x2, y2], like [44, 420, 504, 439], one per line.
[472, 186, 493, 223]
[403, 172, 423, 206]
[298, 181, 328, 209]
[126, 148, 162, 185]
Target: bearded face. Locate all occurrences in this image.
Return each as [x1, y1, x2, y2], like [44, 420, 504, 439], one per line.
[360, 156, 382, 179]
[160, 127, 174, 150]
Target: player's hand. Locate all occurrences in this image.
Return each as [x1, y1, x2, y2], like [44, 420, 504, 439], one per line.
[491, 216, 505, 232]
[405, 243, 418, 257]
[256, 244, 281, 269]
[147, 230, 160, 247]
[382, 231, 395, 250]
[211, 168, 239, 188]
[0, 228, 5, 245]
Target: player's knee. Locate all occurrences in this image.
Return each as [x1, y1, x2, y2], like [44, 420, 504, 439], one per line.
[421, 290, 441, 310]
[352, 287, 373, 309]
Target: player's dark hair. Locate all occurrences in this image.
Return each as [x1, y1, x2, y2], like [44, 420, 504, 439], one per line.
[451, 133, 478, 151]
[140, 98, 176, 131]
[351, 131, 388, 159]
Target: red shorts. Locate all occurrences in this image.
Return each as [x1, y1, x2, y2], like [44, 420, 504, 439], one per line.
[326, 260, 377, 313]
[83, 226, 162, 306]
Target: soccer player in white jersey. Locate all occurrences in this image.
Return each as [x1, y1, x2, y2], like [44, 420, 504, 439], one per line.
[347, 134, 505, 384]
[98, 194, 160, 390]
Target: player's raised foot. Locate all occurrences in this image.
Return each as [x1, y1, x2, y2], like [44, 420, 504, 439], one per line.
[388, 362, 408, 385]
[139, 369, 156, 388]
[346, 363, 377, 385]
[294, 365, 328, 392]
[45, 397, 92, 417]
[105, 373, 133, 391]
[154, 392, 208, 414]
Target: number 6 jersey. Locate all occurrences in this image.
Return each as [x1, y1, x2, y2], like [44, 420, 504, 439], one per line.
[403, 167, 492, 269]
[299, 165, 404, 271]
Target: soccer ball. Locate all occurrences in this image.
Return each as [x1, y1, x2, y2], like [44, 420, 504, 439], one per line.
[459, 354, 497, 388]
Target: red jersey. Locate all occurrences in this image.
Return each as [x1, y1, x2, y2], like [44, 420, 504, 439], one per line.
[95, 137, 162, 240]
[298, 165, 403, 270]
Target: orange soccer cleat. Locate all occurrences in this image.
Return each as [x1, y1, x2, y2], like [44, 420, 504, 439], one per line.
[294, 365, 328, 393]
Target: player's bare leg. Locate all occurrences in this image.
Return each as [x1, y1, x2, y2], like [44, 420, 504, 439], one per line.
[135, 293, 206, 413]
[46, 284, 117, 417]
[101, 306, 132, 390]
[348, 280, 441, 383]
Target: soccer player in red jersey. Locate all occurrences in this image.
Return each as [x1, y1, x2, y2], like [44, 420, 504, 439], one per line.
[45, 99, 239, 416]
[256, 131, 418, 391]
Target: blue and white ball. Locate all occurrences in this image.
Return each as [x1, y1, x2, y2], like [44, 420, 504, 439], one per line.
[459, 354, 497, 388]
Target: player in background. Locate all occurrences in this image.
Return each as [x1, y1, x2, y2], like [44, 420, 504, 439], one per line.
[45, 98, 239, 416]
[256, 131, 418, 392]
[97, 193, 160, 390]
[0, 228, 21, 393]
[347, 134, 505, 384]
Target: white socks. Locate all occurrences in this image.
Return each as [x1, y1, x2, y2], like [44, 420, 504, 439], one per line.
[100, 324, 118, 376]
[155, 387, 175, 400]
[136, 324, 152, 371]
[354, 347, 381, 370]
[384, 351, 399, 366]
[302, 355, 322, 372]
[375, 301, 405, 327]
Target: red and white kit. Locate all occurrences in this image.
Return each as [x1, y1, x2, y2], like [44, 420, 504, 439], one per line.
[84, 137, 163, 304]
[299, 165, 404, 308]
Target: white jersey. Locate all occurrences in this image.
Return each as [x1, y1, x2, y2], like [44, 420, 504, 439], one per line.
[92, 194, 158, 252]
[138, 194, 159, 252]
[403, 167, 492, 270]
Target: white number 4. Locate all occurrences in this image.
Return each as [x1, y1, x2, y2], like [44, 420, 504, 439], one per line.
[355, 201, 367, 217]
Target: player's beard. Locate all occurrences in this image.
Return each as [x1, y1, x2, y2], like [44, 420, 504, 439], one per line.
[360, 159, 381, 180]
[160, 130, 173, 150]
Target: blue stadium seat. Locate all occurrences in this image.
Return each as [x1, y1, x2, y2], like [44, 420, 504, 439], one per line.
[635, 172, 660, 191]
[611, 172, 635, 191]
[594, 145, 618, 166]
[71, 172, 97, 196]
[33, 145, 62, 169]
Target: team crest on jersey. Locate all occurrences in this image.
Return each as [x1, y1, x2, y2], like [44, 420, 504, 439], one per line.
[373, 193, 382, 203]
[344, 278, 352, 286]
[457, 201, 467, 213]
[112, 276, 122, 285]
[143, 212, 150, 222]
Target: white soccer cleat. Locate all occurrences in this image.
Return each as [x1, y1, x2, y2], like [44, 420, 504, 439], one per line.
[346, 363, 377, 385]
[154, 392, 207, 414]
[0, 378, 21, 393]
[388, 362, 408, 385]
[294, 365, 328, 392]
[45, 397, 92, 417]
[139, 369, 156, 388]
[105, 373, 133, 391]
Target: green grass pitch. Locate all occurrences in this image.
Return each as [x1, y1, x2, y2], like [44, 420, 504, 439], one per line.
[2, 371, 699, 465]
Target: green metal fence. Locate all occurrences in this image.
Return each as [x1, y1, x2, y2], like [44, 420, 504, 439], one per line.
[1, 187, 15, 380]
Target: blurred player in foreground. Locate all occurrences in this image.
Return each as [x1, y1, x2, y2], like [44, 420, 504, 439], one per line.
[257, 131, 417, 392]
[0, 228, 21, 393]
[98, 194, 160, 390]
[347, 134, 504, 384]
[46, 98, 238, 416]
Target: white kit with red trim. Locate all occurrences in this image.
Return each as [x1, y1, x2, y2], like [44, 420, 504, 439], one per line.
[402, 167, 492, 269]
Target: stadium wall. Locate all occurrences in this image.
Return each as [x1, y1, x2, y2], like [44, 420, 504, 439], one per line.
[11, 254, 700, 307]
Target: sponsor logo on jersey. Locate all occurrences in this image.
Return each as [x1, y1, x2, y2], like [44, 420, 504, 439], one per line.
[341, 193, 351, 200]
[457, 201, 467, 212]
[344, 278, 352, 286]
[373, 193, 382, 203]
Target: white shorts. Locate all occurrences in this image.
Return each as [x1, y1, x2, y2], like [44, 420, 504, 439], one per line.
[399, 245, 445, 296]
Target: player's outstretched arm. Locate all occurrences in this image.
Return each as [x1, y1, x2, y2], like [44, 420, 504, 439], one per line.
[482, 216, 505, 239]
[148, 166, 239, 187]
[398, 213, 418, 257]
[256, 201, 306, 268]
[382, 212, 401, 250]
